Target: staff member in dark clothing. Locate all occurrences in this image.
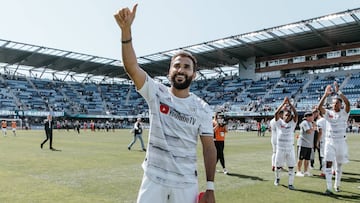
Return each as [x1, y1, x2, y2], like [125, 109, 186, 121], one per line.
[40, 114, 56, 150]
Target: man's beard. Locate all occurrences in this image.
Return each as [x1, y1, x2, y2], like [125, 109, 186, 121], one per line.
[170, 73, 193, 90]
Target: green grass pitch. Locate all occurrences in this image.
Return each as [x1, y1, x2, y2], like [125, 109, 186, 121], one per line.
[0, 129, 359, 202]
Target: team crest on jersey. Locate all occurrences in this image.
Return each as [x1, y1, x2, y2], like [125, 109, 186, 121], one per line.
[160, 103, 170, 114]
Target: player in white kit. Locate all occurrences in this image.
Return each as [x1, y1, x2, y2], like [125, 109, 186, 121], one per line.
[270, 110, 284, 171]
[315, 109, 326, 176]
[114, 4, 217, 203]
[318, 82, 350, 195]
[273, 97, 298, 190]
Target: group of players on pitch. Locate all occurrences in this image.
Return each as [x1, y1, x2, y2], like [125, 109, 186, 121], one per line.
[270, 81, 350, 195]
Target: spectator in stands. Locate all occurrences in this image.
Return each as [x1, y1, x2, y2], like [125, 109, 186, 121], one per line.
[213, 112, 229, 174]
[40, 114, 56, 151]
[273, 97, 298, 190]
[114, 4, 216, 203]
[318, 81, 350, 195]
[296, 112, 316, 177]
[2, 120, 7, 136]
[128, 118, 146, 152]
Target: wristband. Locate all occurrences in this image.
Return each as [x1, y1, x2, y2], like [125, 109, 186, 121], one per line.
[122, 38, 132, 44]
[206, 181, 215, 190]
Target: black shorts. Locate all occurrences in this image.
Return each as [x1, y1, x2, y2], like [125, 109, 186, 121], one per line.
[297, 146, 312, 160]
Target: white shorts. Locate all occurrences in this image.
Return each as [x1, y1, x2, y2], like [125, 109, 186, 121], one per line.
[137, 174, 198, 203]
[275, 148, 296, 168]
[324, 138, 349, 164]
[2, 128, 6, 133]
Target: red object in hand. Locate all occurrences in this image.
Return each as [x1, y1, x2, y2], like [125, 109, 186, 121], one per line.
[197, 192, 205, 203]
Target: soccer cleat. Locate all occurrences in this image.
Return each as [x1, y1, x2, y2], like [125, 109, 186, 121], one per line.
[223, 168, 228, 175]
[334, 187, 340, 192]
[274, 179, 280, 186]
[304, 171, 312, 176]
[288, 185, 295, 190]
[128, 146, 131, 150]
[324, 189, 334, 195]
[319, 173, 325, 177]
[296, 171, 304, 177]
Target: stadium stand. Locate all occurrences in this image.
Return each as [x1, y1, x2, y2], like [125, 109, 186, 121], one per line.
[0, 8, 360, 129]
[0, 66, 360, 129]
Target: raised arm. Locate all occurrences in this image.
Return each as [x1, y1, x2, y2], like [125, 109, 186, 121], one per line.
[334, 81, 350, 113]
[288, 99, 298, 123]
[318, 85, 332, 115]
[275, 97, 287, 121]
[114, 4, 146, 89]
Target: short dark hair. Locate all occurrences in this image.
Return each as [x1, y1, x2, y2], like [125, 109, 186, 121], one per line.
[171, 51, 197, 72]
[336, 98, 343, 103]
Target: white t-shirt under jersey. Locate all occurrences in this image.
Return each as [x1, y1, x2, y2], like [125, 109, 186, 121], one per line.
[138, 74, 213, 188]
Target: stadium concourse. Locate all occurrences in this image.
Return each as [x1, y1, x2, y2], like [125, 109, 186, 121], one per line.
[0, 8, 360, 130]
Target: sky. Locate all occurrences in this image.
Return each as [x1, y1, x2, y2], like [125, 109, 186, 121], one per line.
[0, 0, 359, 60]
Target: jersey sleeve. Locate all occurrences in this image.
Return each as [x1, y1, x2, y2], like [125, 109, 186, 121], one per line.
[199, 101, 213, 137]
[137, 74, 156, 102]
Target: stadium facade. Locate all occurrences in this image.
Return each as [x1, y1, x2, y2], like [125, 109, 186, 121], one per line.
[0, 8, 360, 127]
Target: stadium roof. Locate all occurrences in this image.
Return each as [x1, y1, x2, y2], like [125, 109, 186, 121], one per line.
[0, 7, 360, 83]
